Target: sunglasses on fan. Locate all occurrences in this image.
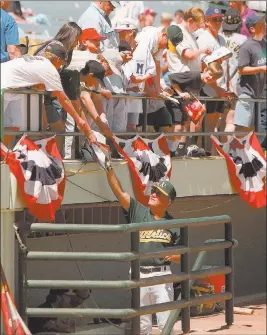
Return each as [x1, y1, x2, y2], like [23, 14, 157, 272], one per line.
[210, 17, 224, 23]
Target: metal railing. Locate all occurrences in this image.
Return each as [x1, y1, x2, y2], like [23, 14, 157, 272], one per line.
[19, 215, 238, 334]
[1, 88, 266, 154]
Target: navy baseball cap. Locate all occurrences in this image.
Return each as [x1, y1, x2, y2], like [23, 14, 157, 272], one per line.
[246, 13, 265, 29]
[205, 8, 224, 19]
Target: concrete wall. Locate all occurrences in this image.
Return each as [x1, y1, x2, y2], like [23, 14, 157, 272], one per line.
[20, 195, 266, 311]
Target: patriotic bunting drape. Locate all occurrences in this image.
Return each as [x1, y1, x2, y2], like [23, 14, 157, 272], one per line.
[211, 133, 266, 208]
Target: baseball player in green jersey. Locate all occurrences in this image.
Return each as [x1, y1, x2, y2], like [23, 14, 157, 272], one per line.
[105, 160, 180, 335]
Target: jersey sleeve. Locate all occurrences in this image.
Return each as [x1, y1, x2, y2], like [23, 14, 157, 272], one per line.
[169, 71, 197, 88]
[37, 63, 64, 92]
[238, 43, 251, 68]
[124, 197, 145, 224]
[176, 39, 193, 57]
[5, 15, 20, 46]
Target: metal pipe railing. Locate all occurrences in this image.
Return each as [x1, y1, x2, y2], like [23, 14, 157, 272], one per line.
[29, 215, 231, 233]
[3, 88, 266, 103]
[1, 88, 265, 144]
[26, 241, 233, 261]
[26, 292, 232, 319]
[20, 216, 237, 334]
[26, 266, 232, 289]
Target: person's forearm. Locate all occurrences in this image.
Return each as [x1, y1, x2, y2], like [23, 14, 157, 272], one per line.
[7, 45, 21, 60]
[56, 93, 81, 124]
[91, 92, 105, 116]
[107, 168, 124, 197]
[80, 92, 100, 121]
[208, 82, 226, 97]
[239, 66, 266, 75]
[171, 82, 183, 95]
[183, 48, 202, 61]
[161, 63, 168, 74]
[152, 60, 161, 93]
[105, 161, 130, 210]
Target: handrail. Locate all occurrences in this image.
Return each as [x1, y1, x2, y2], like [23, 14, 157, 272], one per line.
[26, 292, 232, 319]
[3, 88, 266, 103]
[19, 217, 237, 334]
[3, 130, 266, 137]
[25, 265, 232, 289]
[1, 88, 265, 150]
[26, 241, 233, 261]
[30, 215, 231, 233]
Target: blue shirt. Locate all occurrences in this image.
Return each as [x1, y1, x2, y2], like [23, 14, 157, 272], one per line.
[0, 9, 20, 63]
[78, 3, 119, 51]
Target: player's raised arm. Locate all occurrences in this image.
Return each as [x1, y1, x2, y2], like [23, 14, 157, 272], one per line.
[105, 160, 131, 211]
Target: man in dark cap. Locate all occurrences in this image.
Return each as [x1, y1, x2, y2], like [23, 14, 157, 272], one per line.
[105, 160, 180, 335]
[28, 289, 90, 334]
[234, 13, 266, 139]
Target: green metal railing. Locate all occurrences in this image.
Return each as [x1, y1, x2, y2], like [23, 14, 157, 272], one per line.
[18, 215, 238, 334]
[1, 88, 266, 146]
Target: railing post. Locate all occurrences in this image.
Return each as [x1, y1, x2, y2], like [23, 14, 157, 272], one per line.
[0, 89, 5, 142]
[254, 102, 259, 133]
[180, 226, 190, 334]
[38, 94, 43, 131]
[18, 228, 28, 324]
[225, 221, 234, 326]
[142, 99, 148, 134]
[27, 94, 31, 131]
[131, 231, 140, 335]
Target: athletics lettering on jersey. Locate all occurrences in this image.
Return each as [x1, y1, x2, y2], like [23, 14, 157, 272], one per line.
[140, 230, 172, 243]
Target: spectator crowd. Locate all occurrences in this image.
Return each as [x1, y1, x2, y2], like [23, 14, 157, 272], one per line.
[1, 0, 266, 159]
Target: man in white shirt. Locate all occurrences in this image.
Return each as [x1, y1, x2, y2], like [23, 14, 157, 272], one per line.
[221, 8, 247, 134]
[124, 26, 168, 131]
[78, 1, 121, 51]
[197, 8, 234, 153]
[111, 1, 145, 29]
[1, 43, 94, 146]
[114, 17, 137, 50]
[167, 8, 211, 157]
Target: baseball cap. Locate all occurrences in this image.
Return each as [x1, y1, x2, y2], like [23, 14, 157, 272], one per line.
[102, 48, 123, 77]
[79, 28, 106, 43]
[205, 8, 224, 19]
[114, 18, 137, 31]
[45, 42, 67, 62]
[153, 180, 177, 201]
[144, 8, 157, 16]
[110, 1, 120, 8]
[167, 25, 183, 47]
[223, 8, 242, 31]
[81, 60, 106, 87]
[246, 13, 266, 29]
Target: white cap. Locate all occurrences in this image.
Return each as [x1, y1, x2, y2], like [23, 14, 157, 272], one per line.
[102, 49, 123, 76]
[161, 12, 173, 21]
[110, 1, 120, 8]
[114, 18, 138, 31]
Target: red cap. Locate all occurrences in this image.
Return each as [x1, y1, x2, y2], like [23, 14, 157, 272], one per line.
[79, 28, 107, 42]
[144, 8, 157, 16]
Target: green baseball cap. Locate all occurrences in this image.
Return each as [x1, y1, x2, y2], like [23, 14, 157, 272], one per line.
[167, 25, 183, 47]
[154, 180, 177, 201]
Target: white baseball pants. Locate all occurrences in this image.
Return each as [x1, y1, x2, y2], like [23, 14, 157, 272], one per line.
[139, 267, 174, 335]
